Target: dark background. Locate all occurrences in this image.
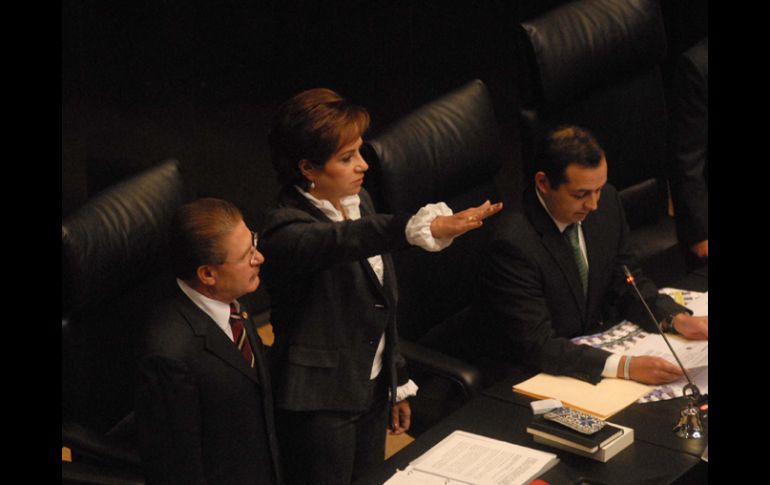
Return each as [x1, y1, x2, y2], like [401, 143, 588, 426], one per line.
[62, 0, 707, 227]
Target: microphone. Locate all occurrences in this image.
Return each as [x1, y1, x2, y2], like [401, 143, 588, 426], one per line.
[621, 265, 695, 388]
[621, 265, 704, 438]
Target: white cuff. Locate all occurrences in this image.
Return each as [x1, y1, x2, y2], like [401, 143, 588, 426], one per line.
[405, 202, 454, 252]
[602, 353, 623, 378]
[395, 379, 419, 402]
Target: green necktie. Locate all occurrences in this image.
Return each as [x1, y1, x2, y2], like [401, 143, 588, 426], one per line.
[564, 223, 588, 298]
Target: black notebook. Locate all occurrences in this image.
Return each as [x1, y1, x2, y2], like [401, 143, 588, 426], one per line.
[527, 415, 624, 451]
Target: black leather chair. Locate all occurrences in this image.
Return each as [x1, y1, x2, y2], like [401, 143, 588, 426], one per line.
[515, 0, 686, 286]
[362, 79, 504, 434]
[62, 159, 190, 484]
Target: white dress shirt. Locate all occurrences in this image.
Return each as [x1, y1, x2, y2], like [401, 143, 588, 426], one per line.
[176, 278, 239, 342]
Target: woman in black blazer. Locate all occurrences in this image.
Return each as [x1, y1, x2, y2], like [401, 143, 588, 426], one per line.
[259, 88, 501, 485]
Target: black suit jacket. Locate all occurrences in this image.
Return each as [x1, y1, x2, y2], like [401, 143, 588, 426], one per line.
[135, 285, 283, 485]
[468, 184, 687, 383]
[669, 37, 708, 247]
[259, 187, 411, 413]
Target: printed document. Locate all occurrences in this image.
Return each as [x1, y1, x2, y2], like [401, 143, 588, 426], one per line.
[513, 289, 708, 413]
[628, 290, 708, 401]
[384, 430, 558, 485]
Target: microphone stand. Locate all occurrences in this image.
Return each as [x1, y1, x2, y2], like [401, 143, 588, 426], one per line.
[622, 265, 704, 439]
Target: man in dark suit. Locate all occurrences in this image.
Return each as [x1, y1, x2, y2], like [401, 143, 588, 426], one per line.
[669, 37, 708, 264]
[135, 198, 283, 485]
[467, 125, 708, 385]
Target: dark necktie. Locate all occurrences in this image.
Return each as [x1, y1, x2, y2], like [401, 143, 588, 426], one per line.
[564, 223, 588, 298]
[229, 303, 255, 368]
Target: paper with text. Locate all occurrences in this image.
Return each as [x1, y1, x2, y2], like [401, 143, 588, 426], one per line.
[385, 430, 558, 485]
[514, 289, 708, 412]
[628, 290, 708, 401]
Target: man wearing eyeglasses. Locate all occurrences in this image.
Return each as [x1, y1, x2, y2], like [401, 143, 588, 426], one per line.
[135, 198, 283, 485]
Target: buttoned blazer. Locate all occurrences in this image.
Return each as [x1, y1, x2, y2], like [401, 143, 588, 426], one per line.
[259, 187, 411, 412]
[135, 286, 283, 485]
[470, 184, 686, 383]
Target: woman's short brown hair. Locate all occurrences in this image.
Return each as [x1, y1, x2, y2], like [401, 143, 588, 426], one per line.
[268, 88, 370, 189]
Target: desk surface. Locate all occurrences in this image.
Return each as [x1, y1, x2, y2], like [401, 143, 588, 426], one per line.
[354, 395, 703, 485]
[482, 377, 708, 459]
[356, 268, 708, 484]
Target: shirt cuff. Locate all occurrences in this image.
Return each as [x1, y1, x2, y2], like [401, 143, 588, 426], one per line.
[602, 353, 623, 378]
[395, 379, 419, 402]
[405, 202, 454, 252]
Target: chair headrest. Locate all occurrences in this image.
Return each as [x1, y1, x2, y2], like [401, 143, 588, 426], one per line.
[519, 0, 666, 112]
[365, 79, 502, 214]
[62, 159, 188, 318]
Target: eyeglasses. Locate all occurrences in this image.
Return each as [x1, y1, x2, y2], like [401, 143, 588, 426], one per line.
[246, 231, 260, 265]
[250, 231, 259, 251]
[220, 231, 259, 265]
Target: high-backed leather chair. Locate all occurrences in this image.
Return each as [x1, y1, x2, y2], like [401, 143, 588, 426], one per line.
[515, 0, 685, 285]
[362, 79, 503, 434]
[62, 159, 190, 484]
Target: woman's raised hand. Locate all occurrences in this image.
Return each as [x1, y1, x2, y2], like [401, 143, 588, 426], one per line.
[430, 200, 503, 240]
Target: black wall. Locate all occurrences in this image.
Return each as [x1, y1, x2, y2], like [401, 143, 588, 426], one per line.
[62, 1, 528, 224]
[62, 0, 706, 224]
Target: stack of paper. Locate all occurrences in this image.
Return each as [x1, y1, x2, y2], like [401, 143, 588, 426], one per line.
[632, 290, 708, 402]
[628, 331, 708, 402]
[384, 430, 559, 485]
[515, 288, 708, 414]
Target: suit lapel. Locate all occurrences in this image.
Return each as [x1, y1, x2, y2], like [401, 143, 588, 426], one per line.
[278, 186, 332, 222]
[359, 256, 386, 293]
[357, 189, 395, 299]
[281, 186, 392, 301]
[173, 290, 260, 384]
[581, 206, 608, 315]
[244, 320, 269, 385]
[524, 189, 587, 318]
[583, 214, 604, 306]
[243, 319, 283, 485]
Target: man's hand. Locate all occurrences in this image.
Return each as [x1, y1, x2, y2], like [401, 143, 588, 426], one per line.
[690, 240, 708, 259]
[619, 355, 684, 385]
[429, 200, 503, 240]
[389, 400, 412, 435]
[672, 314, 708, 340]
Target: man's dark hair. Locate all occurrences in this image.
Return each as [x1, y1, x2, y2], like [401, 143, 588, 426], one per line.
[535, 125, 605, 188]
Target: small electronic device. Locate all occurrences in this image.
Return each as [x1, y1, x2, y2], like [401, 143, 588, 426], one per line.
[543, 407, 606, 435]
